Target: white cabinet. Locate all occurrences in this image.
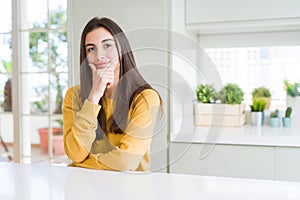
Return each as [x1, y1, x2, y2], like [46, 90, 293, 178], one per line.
[170, 142, 300, 181]
[170, 143, 274, 180]
[185, 0, 300, 34]
[275, 147, 300, 181]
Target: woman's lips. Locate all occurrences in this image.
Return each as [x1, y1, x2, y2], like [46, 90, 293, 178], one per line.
[96, 62, 110, 68]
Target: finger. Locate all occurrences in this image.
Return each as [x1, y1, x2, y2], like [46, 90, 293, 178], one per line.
[106, 77, 114, 89]
[89, 63, 97, 73]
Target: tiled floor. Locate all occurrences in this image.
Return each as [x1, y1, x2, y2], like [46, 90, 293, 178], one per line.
[0, 142, 69, 165]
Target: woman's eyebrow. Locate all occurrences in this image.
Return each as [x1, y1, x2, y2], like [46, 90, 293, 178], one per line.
[85, 39, 115, 48]
[101, 38, 114, 43]
[85, 43, 95, 47]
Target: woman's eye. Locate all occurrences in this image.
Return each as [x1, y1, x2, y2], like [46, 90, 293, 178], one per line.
[104, 43, 112, 49]
[87, 47, 95, 52]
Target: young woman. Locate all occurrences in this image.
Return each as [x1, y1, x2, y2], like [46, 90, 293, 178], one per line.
[63, 17, 162, 171]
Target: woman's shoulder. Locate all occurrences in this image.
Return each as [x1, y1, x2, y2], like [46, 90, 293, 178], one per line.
[134, 88, 161, 106]
[65, 85, 81, 101]
[64, 85, 82, 108]
[65, 85, 80, 96]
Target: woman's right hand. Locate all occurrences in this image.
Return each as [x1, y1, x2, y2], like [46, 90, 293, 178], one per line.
[87, 63, 114, 104]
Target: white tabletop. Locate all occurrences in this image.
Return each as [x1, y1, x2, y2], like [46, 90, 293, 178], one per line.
[0, 162, 300, 200]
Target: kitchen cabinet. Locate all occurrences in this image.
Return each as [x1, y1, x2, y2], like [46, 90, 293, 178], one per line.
[170, 143, 274, 180]
[170, 144, 300, 181]
[185, 0, 300, 34]
[275, 147, 300, 181]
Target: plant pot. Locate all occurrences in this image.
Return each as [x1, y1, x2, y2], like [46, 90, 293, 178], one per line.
[269, 117, 280, 127]
[282, 117, 292, 127]
[286, 96, 300, 110]
[251, 112, 264, 126]
[38, 127, 65, 155]
[194, 103, 246, 127]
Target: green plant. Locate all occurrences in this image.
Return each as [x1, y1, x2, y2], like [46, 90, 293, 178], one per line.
[0, 59, 12, 73]
[218, 83, 244, 104]
[1, 59, 13, 111]
[285, 107, 292, 118]
[250, 99, 266, 112]
[54, 119, 63, 127]
[252, 87, 271, 98]
[284, 80, 300, 97]
[270, 109, 279, 118]
[53, 119, 63, 135]
[196, 84, 216, 103]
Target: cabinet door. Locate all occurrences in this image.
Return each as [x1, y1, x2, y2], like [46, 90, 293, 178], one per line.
[186, 0, 300, 24]
[275, 147, 300, 181]
[185, 0, 300, 34]
[170, 143, 274, 180]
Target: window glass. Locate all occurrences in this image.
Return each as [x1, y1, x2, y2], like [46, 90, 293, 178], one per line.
[49, 0, 67, 29]
[23, 0, 48, 29]
[205, 46, 300, 110]
[0, 1, 12, 32]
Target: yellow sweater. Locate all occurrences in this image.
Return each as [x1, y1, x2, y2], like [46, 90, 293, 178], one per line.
[62, 85, 160, 171]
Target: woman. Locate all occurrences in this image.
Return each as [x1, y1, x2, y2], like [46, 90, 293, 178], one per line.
[63, 17, 162, 171]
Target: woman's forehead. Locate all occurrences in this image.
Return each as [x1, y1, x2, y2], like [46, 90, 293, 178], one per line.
[85, 27, 114, 44]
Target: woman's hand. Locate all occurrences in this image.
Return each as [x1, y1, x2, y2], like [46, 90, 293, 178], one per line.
[87, 63, 114, 104]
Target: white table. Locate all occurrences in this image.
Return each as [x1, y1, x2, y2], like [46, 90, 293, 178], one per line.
[0, 162, 300, 200]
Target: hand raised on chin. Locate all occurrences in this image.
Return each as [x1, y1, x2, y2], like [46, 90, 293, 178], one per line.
[87, 63, 114, 104]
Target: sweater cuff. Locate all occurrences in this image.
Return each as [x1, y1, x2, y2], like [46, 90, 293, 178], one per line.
[75, 99, 101, 126]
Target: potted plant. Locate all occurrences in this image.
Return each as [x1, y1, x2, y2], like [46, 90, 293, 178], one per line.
[196, 84, 217, 103]
[284, 80, 300, 110]
[269, 109, 280, 127]
[282, 107, 292, 127]
[194, 83, 245, 127]
[252, 86, 271, 110]
[250, 98, 266, 126]
[217, 83, 244, 105]
[1, 59, 12, 112]
[38, 119, 64, 155]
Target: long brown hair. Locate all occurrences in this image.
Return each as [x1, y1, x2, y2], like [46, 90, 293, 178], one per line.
[80, 17, 162, 139]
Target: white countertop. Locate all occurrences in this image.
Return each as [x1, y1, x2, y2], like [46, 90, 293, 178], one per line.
[171, 109, 300, 148]
[171, 125, 300, 147]
[1, 162, 300, 200]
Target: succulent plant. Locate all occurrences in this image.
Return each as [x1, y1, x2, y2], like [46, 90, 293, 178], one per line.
[270, 109, 279, 118]
[284, 80, 300, 97]
[285, 107, 292, 118]
[250, 98, 266, 112]
[252, 87, 271, 98]
[218, 83, 244, 104]
[196, 84, 216, 103]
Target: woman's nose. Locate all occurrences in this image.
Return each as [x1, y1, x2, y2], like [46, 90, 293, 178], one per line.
[96, 49, 105, 60]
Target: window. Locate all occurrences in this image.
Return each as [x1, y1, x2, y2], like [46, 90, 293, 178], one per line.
[0, 0, 12, 162]
[0, 0, 68, 164]
[205, 46, 300, 110]
[0, 0, 12, 105]
[20, 0, 68, 164]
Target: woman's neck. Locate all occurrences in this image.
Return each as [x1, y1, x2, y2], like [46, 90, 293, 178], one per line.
[104, 79, 119, 98]
[105, 67, 120, 98]
[104, 87, 114, 98]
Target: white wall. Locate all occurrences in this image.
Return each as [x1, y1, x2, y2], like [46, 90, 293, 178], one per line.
[70, 0, 170, 172]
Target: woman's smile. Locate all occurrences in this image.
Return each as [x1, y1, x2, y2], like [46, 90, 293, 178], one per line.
[95, 62, 111, 69]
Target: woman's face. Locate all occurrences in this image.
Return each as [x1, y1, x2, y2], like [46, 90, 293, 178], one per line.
[85, 27, 120, 74]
